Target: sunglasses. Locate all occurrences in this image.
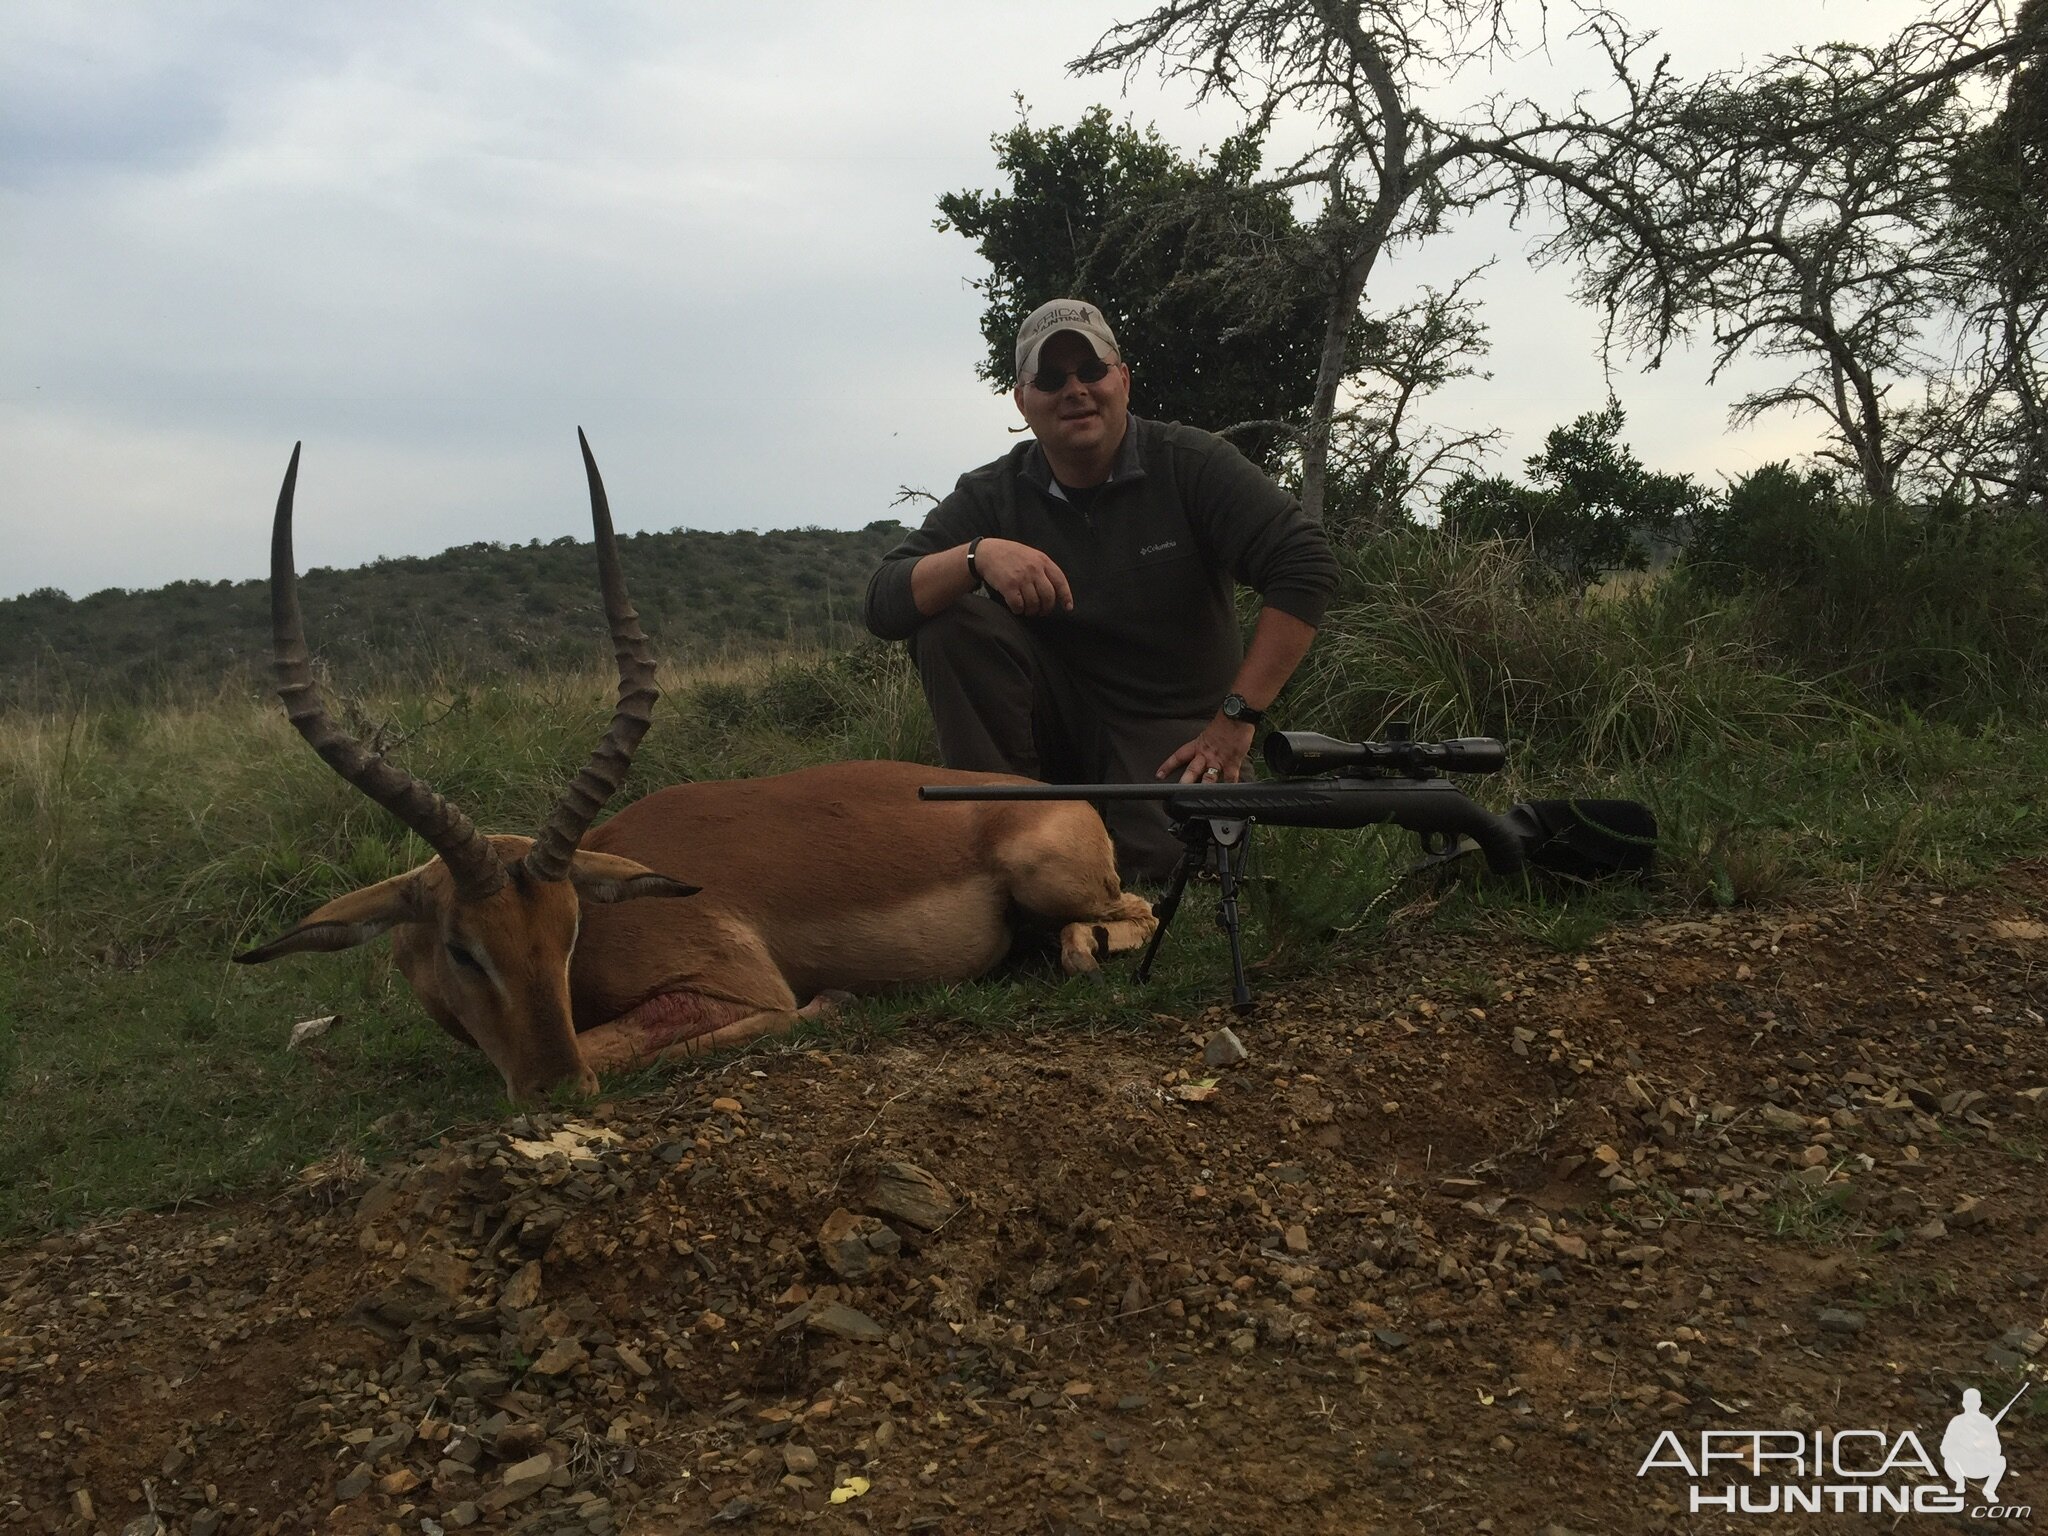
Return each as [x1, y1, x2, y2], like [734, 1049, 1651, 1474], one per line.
[1027, 357, 1119, 393]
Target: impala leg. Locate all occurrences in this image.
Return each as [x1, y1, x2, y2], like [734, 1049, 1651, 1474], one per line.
[578, 1004, 797, 1072]
[1058, 892, 1158, 974]
[997, 807, 1159, 975]
[578, 989, 846, 1074]
[640, 1008, 806, 1062]
[638, 989, 853, 1064]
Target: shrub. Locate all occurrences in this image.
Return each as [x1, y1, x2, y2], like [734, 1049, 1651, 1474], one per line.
[1440, 404, 1707, 589]
[1681, 462, 1843, 596]
[1680, 466, 2048, 719]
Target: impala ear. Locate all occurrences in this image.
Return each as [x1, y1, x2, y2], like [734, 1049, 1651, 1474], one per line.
[234, 869, 434, 963]
[566, 850, 700, 904]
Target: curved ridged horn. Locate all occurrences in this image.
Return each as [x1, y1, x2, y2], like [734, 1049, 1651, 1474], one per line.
[270, 444, 508, 901]
[520, 429, 660, 883]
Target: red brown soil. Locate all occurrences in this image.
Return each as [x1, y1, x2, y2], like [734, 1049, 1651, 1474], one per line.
[5, 867, 2046, 1535]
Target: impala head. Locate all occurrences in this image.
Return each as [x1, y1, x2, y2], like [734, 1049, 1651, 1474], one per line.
[235, 431, 697, 1101]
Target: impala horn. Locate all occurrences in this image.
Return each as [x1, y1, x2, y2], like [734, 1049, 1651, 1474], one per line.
[520, 429, 660, 883]
[270, 443, 509, 900]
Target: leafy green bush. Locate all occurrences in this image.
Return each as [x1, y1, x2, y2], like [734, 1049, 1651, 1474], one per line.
[754, 659, 852, 734]
[1439, 404, 1707, 588]
[1681, 461, 1843, 595]
[1679, 467, 2048, 719]
[682, 679, 755, 735]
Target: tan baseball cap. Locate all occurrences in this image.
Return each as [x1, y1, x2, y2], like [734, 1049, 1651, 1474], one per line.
[1015, 298, 1120, 379]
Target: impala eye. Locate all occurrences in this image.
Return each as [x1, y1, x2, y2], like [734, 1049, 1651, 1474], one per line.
[445, 941, 485, 973]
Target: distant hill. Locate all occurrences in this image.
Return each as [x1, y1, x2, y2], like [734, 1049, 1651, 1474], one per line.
[0, 522, 912, 708]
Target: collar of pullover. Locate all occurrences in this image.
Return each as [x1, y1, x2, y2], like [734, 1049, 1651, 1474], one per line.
[1021, 415, 1149, 501]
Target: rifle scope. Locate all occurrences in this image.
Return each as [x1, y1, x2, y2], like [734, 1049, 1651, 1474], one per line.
[1264, 729, 1507, 779]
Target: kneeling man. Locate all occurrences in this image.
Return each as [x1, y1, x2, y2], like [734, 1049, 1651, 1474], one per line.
[864, 298, 1339, 884]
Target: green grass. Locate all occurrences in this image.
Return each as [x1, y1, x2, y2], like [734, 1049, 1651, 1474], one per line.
[1998, 1134, 2046, 1164]
[5, 529, 2048, 1238]
[1857, 1268, 1963, 1320]
[0, 948, 506, 1232]
[1760, 1175, 1863, 1243]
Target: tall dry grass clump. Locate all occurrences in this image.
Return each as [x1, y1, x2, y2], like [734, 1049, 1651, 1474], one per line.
[1287, 528, 1848, 778]
[0, 643, 936, 968]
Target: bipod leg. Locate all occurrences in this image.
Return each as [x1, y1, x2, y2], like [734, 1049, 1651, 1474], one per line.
[1134, 817, 1212, 983]
[1208, 819, 1253, 1013]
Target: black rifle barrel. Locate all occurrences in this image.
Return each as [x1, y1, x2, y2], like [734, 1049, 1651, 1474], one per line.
[919, 777, 1529, 875]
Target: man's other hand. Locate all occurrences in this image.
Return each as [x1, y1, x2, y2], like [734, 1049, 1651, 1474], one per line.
[977, 538, 1075, 617]
[1157, 718, 1256, 783]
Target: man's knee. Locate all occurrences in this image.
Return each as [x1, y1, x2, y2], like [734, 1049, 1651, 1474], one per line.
[907, 594, 1032, 676]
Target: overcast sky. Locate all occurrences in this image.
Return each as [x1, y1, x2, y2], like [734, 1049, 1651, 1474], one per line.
[2, 1, 1926, 601]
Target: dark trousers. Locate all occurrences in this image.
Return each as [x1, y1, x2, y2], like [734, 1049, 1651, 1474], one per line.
[907, 595, 1208, 885]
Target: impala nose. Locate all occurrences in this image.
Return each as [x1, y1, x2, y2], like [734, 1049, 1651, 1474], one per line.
[509, 1047, 600, 1104]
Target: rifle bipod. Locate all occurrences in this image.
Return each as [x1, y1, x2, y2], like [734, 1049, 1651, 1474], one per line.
[919, 726, 1660, 1012]
[1134, 815, 1257, 1013]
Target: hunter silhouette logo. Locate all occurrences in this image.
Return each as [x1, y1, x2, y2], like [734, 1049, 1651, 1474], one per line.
[1943, 1384, 2029, 1504]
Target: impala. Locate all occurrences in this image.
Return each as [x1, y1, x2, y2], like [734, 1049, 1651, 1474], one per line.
[236, 433, 1155, 1100]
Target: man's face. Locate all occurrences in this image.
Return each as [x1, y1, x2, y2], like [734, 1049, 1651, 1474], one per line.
[1013, 331, 1130, 468]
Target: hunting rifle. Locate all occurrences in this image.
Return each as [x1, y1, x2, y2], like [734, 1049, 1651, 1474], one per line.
[920, 725, 1656, 1013]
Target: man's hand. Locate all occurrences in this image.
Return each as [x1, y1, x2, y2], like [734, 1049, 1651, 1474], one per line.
[1157, 718, 1256, 784]
[975, 537, 1074, 617]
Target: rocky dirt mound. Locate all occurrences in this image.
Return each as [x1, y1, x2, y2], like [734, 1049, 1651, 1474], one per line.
[5, 868, 2047, 1535]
